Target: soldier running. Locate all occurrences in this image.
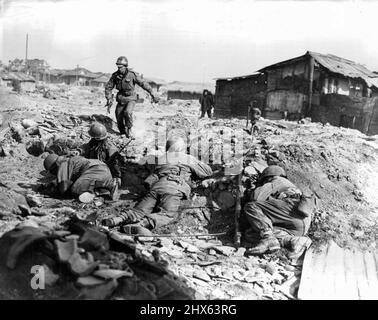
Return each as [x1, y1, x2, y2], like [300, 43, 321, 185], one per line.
[105, 56, 159, 138]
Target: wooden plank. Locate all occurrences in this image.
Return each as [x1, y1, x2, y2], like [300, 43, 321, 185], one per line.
[298, 241, 378, 300]
[359, 251, 378, 299]
[343, 248, 360, 300]
[298, 245, 321, 299]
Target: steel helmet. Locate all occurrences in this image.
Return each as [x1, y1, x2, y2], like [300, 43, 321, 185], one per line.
[260, 165, 286, 180]
[166, 136, 186, 152]
[88, 122, 107, 140]
[44, 153, 59, 171]
[116, 56, 128, 66]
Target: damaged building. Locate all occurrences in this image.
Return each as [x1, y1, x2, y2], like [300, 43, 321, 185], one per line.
[215, 51, 378, 135]
[214, 73, 267, 118]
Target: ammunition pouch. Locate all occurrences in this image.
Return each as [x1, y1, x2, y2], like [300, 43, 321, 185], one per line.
[116, 92, 133, 104]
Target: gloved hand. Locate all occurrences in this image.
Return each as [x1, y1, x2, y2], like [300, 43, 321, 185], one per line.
[151, 95, 160, 104]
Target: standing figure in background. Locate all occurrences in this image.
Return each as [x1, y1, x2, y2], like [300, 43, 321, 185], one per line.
[249, 101, 261, 134]
[199, 89, 214, 119]
[105, 56, 159, 138]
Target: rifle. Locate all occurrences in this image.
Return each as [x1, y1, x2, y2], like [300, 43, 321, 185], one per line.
[234, 171, 243, 247]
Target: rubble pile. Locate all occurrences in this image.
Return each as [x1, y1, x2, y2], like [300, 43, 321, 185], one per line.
[0, 220, 194, 300]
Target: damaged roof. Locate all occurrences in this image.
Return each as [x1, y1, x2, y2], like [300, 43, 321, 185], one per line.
[0, 72, 35, 82]
[93, 74, 109, 83]
[259, 51, 378, 88]
[214, 72, 262, 81]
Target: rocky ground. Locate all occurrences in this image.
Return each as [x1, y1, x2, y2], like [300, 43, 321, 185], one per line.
[0, 83, 377, 300]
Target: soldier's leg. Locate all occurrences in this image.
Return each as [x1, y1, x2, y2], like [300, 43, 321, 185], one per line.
[71, 165, 113, 196]
[134, 190, 158, 215]
[252, 199, 307, 237]
[115, 103, 126, 135]
[206, 108, 212, 118]
[244, 201, 274, 237]
[124, 101, 136, 136]
[147, 193, 183, 229]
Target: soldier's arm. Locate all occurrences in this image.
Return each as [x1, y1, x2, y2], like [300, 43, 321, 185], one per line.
[186, 155, 213, 179]
[106, 143, 122, 179]
[56, 161, 73, 194]
[104, 74, 116, 101]
[134, 73, 154, 97]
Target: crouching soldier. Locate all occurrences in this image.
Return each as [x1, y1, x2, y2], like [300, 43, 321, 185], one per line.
[243, 165, 313, 260]
[43, 154, 119, 201]
[102, 136, 213, 235]
[81, 122, 122, 187]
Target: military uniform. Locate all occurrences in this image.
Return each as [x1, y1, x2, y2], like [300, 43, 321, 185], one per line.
[104, 152, 213, 230]
[81, 138, 121, 179]
[105, 69, 154, 136]
[52, 156, 114, 196]
[244, 176, 311, 238]
[199, 91, 214, 118]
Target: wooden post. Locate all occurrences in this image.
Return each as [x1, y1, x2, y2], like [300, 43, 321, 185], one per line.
[306, 54, 315, 117]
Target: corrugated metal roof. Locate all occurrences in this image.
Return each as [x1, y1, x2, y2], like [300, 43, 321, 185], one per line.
[259, 51, 378, 88]
[214, 72, 262, 81]
[309, 51, 377, 87]
[298, 241, 378, 300]
[0, 72, 35, 82]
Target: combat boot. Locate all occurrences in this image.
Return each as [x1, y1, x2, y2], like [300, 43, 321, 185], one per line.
[246, 231, 280, 256]
[281, 235, 312, 260]
[101, 209, 143, 227]
[122, 218, 153, 236]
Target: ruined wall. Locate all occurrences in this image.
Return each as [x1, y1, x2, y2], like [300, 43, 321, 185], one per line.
[266, 90, 307, 114]
[20, 82, 35, 92]
[310, 94, 378, 135]
[214, 75, 266, 118]
[266, 62, 308, 94]
[167, 91, 202, 100]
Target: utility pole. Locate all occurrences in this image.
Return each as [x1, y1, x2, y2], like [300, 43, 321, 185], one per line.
[25, 33, 29, 72]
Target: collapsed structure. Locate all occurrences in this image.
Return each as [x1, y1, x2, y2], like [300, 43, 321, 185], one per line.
[215, 51, 378, 135]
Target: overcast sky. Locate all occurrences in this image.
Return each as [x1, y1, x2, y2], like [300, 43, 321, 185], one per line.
[1, 0, 378, 83]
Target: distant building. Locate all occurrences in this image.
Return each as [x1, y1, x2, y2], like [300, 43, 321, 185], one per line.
[258, 51, 378, 134]
[215, 51, 378, 135]
[0, 72, 36, 92]
[92, 74, 110, 87]
[47, 69, 65, 84]
[214, 73, 267, 118]
[60, 67, 98, 86]
[26, 59, 50, 81]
